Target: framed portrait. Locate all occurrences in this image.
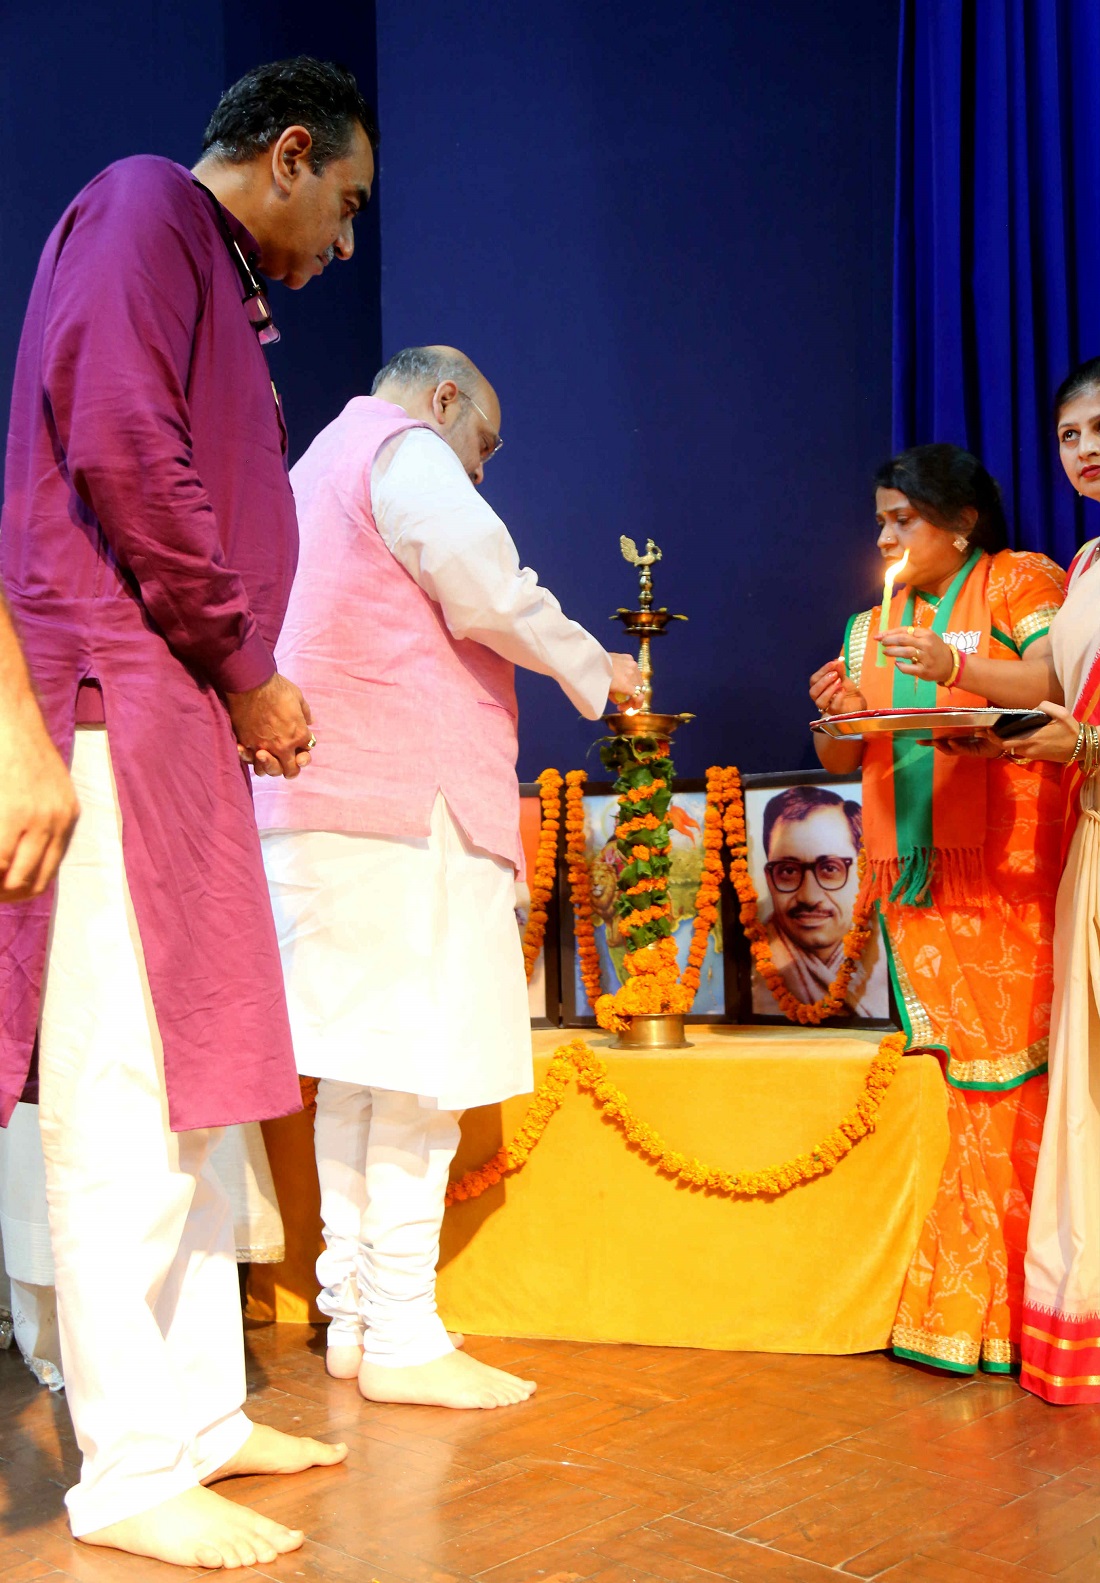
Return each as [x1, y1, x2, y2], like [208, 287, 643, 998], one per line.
[559, 779, 738, 1026]
[739, 770, 896, 1029]
[517, 781, 561, 1027]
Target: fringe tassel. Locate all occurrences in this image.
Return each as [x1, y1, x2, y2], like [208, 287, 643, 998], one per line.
[864, 845, 987, 911]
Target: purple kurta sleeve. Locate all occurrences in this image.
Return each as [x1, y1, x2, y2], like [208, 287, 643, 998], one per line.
[40, 164, 275, 694]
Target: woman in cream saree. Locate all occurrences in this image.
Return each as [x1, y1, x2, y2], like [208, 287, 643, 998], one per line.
[1018, 360, 1100, 1403]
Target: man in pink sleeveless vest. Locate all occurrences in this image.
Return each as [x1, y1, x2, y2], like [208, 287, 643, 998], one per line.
[254, 346, 641, 1410]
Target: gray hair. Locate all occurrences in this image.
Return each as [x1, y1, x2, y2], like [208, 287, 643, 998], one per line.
[370, 346, 478, 396]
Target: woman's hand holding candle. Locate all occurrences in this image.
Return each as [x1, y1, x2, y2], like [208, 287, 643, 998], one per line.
[875, 549, 910, 666]
[878, 626, 956, 682]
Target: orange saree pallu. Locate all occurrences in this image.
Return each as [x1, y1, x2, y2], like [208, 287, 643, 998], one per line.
[844, 548, 1063, 1374]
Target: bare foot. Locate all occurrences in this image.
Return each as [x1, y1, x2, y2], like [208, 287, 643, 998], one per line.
[80, 1484, 303, 1569]
[326, 1343, 362, 1380]
[328, 1336, 462, 1376]
[358, 1349, 536, 1409]
[206, 1422, 348, 1480]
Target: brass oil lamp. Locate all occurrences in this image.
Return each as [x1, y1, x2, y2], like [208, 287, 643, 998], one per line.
[605, 536, 693, 739]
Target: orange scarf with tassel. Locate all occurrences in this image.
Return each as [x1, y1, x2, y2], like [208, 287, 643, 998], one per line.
[848, 550, 993, 908]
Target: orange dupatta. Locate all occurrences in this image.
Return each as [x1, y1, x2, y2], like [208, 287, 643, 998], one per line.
[845, 550, 994, 907]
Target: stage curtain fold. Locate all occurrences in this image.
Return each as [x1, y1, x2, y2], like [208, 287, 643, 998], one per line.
[893, 0, 1100, 564]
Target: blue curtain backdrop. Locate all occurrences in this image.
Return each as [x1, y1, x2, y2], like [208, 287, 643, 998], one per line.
[893, 0, 1100, 566]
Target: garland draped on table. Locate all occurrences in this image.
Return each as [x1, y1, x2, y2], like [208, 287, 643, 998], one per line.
[447, 764, 904, 1206]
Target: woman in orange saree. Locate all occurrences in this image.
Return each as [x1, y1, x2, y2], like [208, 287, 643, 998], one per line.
[810, 443, 1065, 1375]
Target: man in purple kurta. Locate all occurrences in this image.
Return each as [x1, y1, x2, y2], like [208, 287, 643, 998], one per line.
[0, 59, 377, 1569]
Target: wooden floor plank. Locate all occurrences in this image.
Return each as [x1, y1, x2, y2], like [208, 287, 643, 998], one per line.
[7, 1328, 1100, 1579]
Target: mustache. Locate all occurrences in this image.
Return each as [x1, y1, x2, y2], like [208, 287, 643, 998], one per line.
[320, 244, 335, 265]
[787, 902, 838, 917]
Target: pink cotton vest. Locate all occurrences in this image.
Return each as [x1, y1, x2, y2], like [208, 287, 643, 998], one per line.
[252, 397, 522, 871]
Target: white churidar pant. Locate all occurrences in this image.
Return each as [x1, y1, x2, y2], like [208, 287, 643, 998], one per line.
[315, 1083, 460, 1363]
[37, 728, 251, 1536]
[262, 794, 532, 1361]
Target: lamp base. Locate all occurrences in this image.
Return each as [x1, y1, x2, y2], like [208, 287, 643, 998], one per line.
[611, 1013, 693, 1051]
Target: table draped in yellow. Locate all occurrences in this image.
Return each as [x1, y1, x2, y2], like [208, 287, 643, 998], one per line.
[251, 1027, 949, 1355]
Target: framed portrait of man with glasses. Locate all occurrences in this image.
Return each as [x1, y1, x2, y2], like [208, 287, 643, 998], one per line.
[741, 771, 896, 1028]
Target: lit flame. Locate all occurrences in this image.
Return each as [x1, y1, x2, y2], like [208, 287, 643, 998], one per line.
[878, 549, 910, 640]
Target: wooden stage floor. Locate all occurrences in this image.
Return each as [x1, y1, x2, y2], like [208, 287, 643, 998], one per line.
[5, 1325, 1100, 1580]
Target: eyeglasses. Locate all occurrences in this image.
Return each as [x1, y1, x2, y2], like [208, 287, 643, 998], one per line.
[457, 389, 503, 457]
[231, 239, 280, 346]
[193, 178, 280, 346]
[764, 856, 854, 893]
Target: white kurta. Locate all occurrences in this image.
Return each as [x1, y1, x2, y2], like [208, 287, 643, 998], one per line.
[262, 426, 611, 1110]
[263, 795, 531, 1108]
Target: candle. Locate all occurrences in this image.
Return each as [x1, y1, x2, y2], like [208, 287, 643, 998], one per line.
[875, 550, 910, 667]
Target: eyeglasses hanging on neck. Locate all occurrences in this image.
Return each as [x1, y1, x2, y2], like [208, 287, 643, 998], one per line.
[193, 179, 280, 346]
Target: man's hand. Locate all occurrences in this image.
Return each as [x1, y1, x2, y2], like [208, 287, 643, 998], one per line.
[608, 652, 644, 705]
[227, 673, 314, 779]
[0, 705, 79, 901]
[810, 658, 866, 716]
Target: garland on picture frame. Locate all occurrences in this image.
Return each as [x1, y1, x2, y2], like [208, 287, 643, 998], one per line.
[445, 761, 902, 1206]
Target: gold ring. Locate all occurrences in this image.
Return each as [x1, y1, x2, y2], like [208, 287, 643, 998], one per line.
[306, 735, 316, 750]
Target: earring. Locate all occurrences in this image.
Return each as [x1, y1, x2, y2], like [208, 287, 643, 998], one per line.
[953, 535, 968, 552]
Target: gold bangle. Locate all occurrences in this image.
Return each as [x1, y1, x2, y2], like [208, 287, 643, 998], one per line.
[1087, 725, 1100, 779]
[943, 645, 961, 688]
[1069, 724, 1086, 766]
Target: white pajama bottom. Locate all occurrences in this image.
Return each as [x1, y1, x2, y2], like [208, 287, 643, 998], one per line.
[36, 728, 251, 1536]
[315, 1082, 461, 1365]
[262, 795, 534, 1363]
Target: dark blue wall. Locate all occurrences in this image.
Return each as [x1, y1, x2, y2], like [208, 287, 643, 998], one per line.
[0, 1, 380, 479]
[375, 2, 899, 778]
[3, 2, 897, 780]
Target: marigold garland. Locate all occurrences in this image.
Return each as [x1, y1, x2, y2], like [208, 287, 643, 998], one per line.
[445, 764, 896, 1205]
[445, 1030, 906, 1205]
[520, 768, 563, 982]
[720, 765, 876, 1024]
[565, 771, 604, 1010]
[593, 733, 696, 1030]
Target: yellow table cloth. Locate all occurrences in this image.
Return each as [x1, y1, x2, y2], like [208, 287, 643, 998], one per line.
[251, 1026, 949, 1354]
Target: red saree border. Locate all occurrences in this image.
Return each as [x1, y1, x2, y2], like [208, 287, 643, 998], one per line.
[1020, 1303, 1100, 1404]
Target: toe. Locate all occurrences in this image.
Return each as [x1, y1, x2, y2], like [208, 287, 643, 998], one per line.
[195, 1542, 226, 1569]
[270, 1524, 305, 1554]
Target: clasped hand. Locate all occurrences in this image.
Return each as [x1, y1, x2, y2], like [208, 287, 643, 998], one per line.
[227, 673, 314, 778]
